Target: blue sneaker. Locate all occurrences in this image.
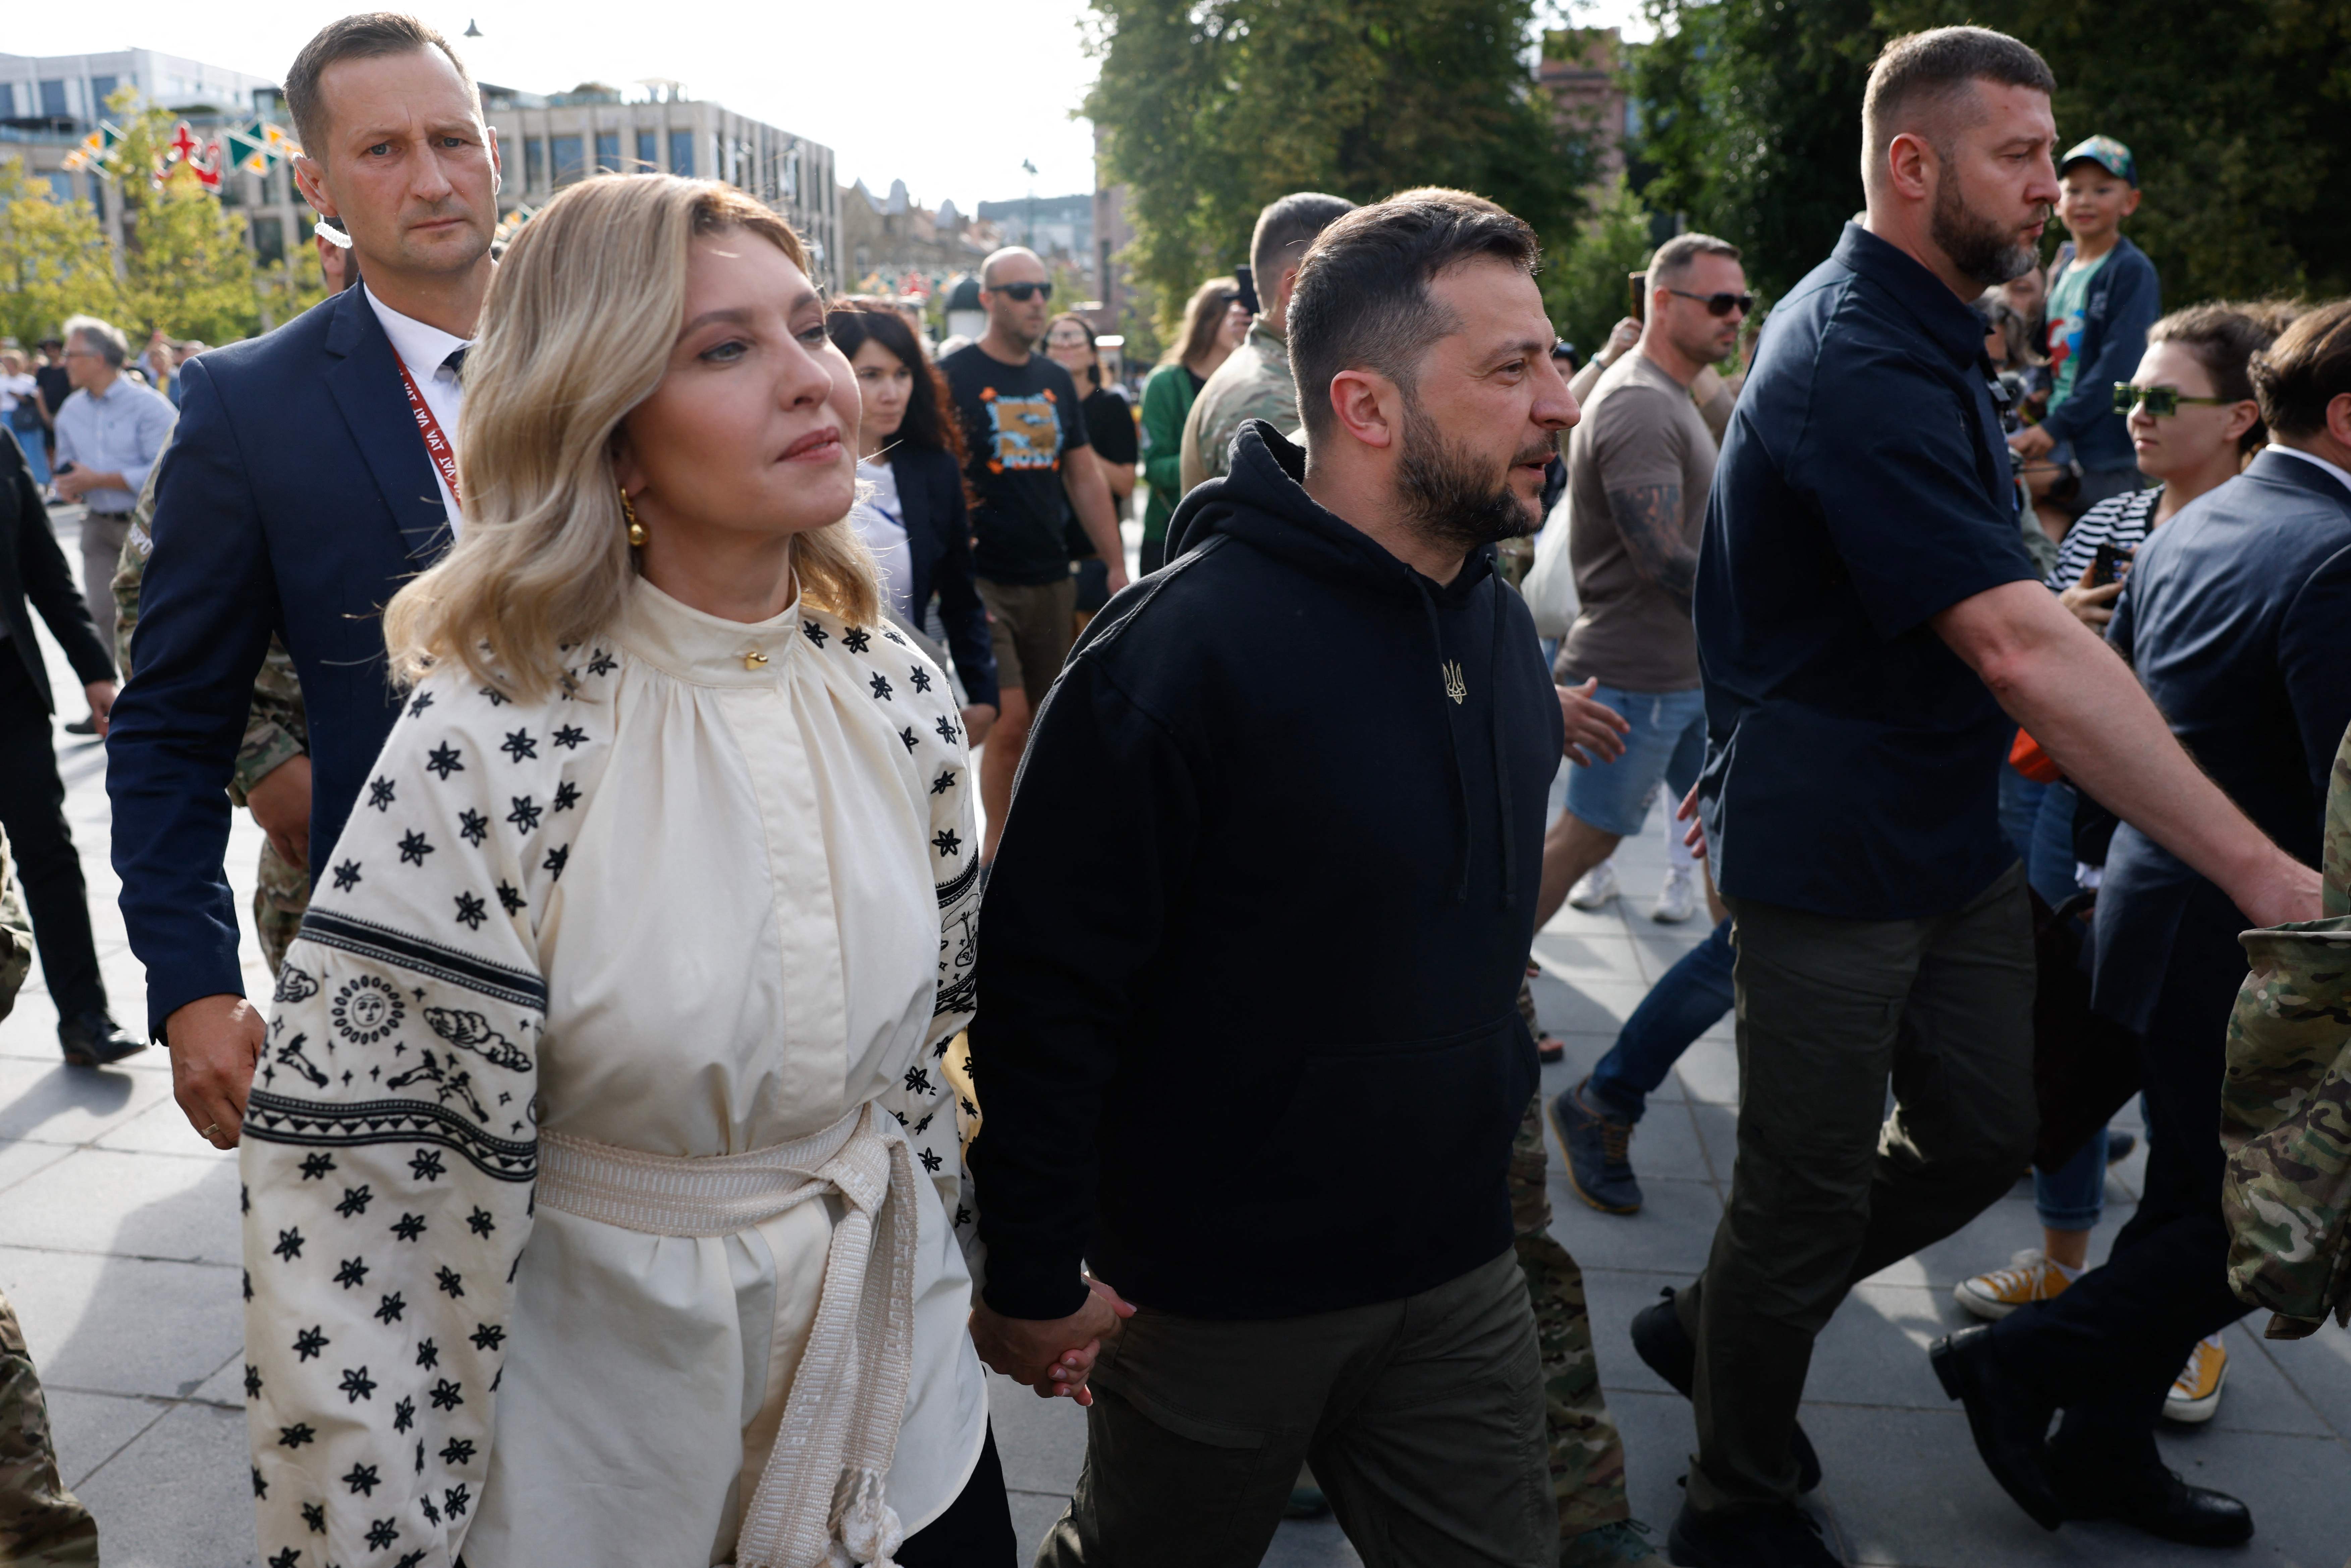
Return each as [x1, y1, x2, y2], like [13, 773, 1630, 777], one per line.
[1550, 1078, 1642, 1215]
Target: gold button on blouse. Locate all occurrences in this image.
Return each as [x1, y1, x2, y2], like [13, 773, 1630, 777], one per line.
[742, 650, 769, 671]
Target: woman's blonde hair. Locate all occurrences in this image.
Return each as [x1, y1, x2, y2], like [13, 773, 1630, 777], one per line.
[385, 175, 879, 698]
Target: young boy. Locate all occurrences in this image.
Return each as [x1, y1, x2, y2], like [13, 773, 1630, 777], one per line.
[2007, 135, 2161, 515]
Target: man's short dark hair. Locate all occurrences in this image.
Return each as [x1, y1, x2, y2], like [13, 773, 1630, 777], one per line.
[285, 12, 475, 163]
[2249, 299, 2351, 441]
[1862, 27, 2055, 185]
[1287, 187, 1540, 440]
[1250, 192, 1357, 293]
[1648, 232, 1741, 286]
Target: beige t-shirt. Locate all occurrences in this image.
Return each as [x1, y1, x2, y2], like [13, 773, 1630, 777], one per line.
[1557, 351, 1716, 692]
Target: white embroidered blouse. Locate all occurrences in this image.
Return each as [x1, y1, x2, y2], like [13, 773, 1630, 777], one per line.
[239, 576, 986, 1568]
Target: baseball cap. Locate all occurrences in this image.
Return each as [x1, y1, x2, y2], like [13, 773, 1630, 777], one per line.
[2060, 134, 2137, 186]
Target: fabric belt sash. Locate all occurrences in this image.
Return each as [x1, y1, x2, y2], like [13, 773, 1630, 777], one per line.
[537, 1102, 920, 1568]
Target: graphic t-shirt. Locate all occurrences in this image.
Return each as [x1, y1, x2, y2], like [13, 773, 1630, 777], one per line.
[941, 344, 1090, 586]
[2045, 251, 2108, 409]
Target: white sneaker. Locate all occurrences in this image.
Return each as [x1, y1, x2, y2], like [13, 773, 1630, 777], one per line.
[1653, 867, 1697, 923]
[1953, 1248, 2077, 1321]
[1566, 860, 1619, 911]
[2164, 1334, 2227, 1424]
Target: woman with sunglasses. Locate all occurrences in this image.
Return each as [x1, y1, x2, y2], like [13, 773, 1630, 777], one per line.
[1953, 302, 2287, 1421]
[1136, 278, 1245, 573]
[829, 299, 1000, 746]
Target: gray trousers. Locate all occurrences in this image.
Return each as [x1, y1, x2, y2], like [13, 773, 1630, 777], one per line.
[76, 510, 131, 679]
[1680, 863, 2037, 1516]
[1037, 1248, 1555, 1568]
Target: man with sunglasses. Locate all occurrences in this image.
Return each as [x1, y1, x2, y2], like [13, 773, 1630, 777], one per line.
[1543, 233, 1748, 1214]
[941, 247, 1126, 861]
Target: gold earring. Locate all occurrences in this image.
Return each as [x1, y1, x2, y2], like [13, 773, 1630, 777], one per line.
[619, 486, 647, 548]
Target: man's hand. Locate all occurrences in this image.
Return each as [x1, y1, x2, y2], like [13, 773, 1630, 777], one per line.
[2058, 564, 2124, 629]
[1558, 678, 1630, 767]
[1598, 317, 1641, 367]
[166, 993, 265, 1147]
[81, 680, 116, 738]
[1104, 562, 1131, 596]
[970, 1275, 1136, 1406]
[2237, 856, 2326, 932]
[1676, 782, 1707, 859]
[53, 466, 93, 503]
[2008, 424, 2057, 461]
[962, 703, 998, 751]
[246, 754, 313, 870]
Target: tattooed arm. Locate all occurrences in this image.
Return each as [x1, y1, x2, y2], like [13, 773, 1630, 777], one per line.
[1604, 482, 1697, 604]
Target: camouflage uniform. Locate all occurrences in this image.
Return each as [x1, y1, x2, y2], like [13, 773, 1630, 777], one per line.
[1510, 1094, 1631, 1537]
[0, 831, 100, 1565]
[1178, 321, 1300, 493]
[114, 449, 311, 973]
[2221, 718, 2351, 1339]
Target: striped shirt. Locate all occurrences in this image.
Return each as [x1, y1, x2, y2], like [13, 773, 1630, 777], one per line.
[2046, 484, 2162, 592]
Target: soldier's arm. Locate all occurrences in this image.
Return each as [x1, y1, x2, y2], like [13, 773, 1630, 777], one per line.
[228, 643, 308, 809]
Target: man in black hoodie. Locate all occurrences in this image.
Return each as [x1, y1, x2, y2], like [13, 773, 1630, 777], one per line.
[968, 190, 1591, 1567]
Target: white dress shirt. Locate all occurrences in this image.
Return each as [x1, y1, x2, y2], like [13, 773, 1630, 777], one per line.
[51, 375, 177, 513]
[365, 283, 472, 536]
[2270, 441, 2351, 500]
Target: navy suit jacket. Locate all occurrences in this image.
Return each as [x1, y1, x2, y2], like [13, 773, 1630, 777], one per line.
[107, 286, 451, 1033]
[2093, 448, 2351, 1034]
[891, 442, 999, 712]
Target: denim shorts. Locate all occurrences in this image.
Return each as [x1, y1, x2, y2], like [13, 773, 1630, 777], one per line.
[1563, 683, 1708, 839]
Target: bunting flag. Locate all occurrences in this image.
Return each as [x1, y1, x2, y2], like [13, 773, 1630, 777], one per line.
[58, 121, 122, 174]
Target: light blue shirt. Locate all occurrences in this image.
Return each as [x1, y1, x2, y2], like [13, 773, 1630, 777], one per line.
[52, 374, 177, 514]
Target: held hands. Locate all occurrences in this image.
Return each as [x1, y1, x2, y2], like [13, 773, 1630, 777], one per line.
[1558, 678, 1630, 767]
[969, 1275, 1136, 1407]
[166, 993, 266, 1147]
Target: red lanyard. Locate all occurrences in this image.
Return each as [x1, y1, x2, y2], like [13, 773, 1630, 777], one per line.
[393, 354, 462, 511]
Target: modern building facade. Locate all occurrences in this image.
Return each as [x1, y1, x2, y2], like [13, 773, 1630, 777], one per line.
[481, 82, 841, 288]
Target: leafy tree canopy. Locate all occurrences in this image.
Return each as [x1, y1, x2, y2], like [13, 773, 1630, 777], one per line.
[1085, 0, 1597, 340]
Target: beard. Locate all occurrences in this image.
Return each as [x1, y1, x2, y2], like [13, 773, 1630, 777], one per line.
[1931, 165, 2039, 287]
[1396, 397, 1551, 555]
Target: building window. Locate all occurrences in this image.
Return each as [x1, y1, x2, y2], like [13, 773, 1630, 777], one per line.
[669, 130, 693, 176]
[88, 75, 119, 112]
[39, 79, 68, 119]
[252, 215, 285, 267]
[552, 134, 584, 186]
[43, 172, 74, 204]
[595, 132, 621, 173]
[636, 129, 657, 171]
[526, 137, 545, 189]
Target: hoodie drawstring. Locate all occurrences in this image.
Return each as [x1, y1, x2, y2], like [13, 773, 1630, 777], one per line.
[1417, 580, 1476, 906]
[1487, 581, 1515, 909]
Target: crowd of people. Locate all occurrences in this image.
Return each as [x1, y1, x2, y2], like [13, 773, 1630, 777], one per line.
[0, 11, 2348, 1568]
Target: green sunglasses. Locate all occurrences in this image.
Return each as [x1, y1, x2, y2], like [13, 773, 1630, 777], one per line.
[2113, 382, 2232, 417]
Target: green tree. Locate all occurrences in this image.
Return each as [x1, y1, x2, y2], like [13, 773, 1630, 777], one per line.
[0, 155, 122, 347]
[1542, 174, 1655, 363]
[106, 102, 262, 344]
[1084, 0, 1595, 336]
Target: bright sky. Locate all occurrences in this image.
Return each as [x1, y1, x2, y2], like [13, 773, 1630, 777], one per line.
[13, 1, 1646, 214]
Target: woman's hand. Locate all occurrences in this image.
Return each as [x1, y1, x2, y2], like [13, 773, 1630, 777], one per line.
[2059, 564, 2124, 629]
[969, 1274, 1136, 1407]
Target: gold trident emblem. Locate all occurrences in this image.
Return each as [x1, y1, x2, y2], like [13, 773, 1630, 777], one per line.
[1442, 660, 1466, 705]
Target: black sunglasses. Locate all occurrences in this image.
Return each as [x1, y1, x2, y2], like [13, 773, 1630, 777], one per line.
[2112, 382, 2230, 418]
[1667, 288, 1754, 318]
[991, 281, 1053, 302]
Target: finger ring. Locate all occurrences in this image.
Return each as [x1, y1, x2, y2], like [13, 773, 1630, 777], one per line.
[201, 1122, 222, 1140]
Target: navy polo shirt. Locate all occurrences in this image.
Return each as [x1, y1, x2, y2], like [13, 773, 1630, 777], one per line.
[1694, 224, 2040, 920]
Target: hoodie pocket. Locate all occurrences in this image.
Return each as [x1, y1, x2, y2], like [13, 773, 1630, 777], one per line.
[1223, 1014, 1534, 1249]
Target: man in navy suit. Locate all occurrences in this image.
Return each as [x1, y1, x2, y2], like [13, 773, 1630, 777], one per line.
[1939, 300, 2351, 1547]
[106, 12, 498, 1150]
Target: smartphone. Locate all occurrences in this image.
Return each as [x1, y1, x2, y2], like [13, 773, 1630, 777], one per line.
[1627, 270, 1647, 324]
[2090, 542, 2134, 587]
[1234, 264, 1260, 318]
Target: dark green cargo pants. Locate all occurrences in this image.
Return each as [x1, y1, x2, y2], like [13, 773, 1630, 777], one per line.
[1679, 863, 2037, 1517]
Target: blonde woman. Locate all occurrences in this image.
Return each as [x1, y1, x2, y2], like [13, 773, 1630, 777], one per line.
[238, 177, 1055, 1567]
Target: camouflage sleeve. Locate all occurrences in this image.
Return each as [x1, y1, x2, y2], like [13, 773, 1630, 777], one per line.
[229, 643, 309, 805]
[2325, 717, 2349, 919]
[1195, 370, 1303, 485]
[0, 828, 29, 1020]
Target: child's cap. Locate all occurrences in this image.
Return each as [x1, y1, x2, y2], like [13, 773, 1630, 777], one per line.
[2060, 135, 2137, 187]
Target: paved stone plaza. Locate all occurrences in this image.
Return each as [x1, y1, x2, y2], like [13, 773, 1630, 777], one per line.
[2, 509, 2346, 1565]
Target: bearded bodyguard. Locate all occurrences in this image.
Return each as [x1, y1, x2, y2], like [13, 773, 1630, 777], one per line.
[968, 188, 1663, 1568]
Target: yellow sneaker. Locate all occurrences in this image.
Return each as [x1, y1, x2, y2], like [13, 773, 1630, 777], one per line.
[2164, 1335, 2227, 1424]
[1952, 1248, 2076, 1321]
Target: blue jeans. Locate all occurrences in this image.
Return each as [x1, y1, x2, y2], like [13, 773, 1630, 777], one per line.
[1563, 684, 1707, 838]
[8, 417, 48, 488]
[2036, 1126, 2109, 1231]
[1586, 916, 1735, 1122]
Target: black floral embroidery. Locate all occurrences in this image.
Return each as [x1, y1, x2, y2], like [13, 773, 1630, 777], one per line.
[909, 664, 932, 693]
[497, 882, 527, 916]
[331, 859, 363, 892]
[552, 723, 588, 750]
[843, 626, 872, 653]
[408, 690, 435, 718]
[425, 742, 463, 780]
[453, 891, 488, 930]
[802, 619, 829, 648]
[458, 809, 490, 847]
[507, 795, 543, 834]
[367, 775, 397, 811]
[543, 844, 570, 881]
[500, 729, 538, 763]
[397, 830, 434, 866]
[338, 1365, 377, 1402]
